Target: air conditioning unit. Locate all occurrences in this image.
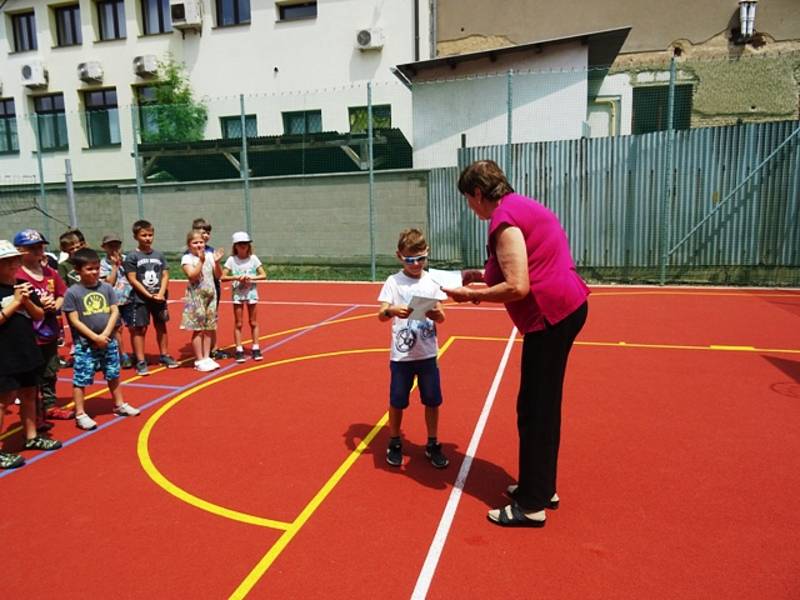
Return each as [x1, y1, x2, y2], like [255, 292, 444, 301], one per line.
[78, 61, 104, 83]
[170, 0, 202, 31]
[356, 28, 384, 50]
[133, 54, 158, 77]
[21, 61, 48, 88]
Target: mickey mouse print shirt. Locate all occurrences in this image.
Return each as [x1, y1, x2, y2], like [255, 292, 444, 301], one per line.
[124, 248, 168, 304]
[378, 271, 446, 362]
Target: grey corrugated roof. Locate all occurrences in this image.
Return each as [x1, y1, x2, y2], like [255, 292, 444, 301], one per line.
[393, 26, 631, 84]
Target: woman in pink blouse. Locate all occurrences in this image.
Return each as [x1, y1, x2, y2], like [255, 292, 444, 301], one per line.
[443, 160, 589, 528]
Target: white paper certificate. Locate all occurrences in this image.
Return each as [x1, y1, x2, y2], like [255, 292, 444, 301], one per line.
[407, 296, 438, 321]
[428, 268, 463, 289]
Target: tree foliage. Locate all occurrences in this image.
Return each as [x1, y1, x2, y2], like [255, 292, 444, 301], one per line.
[141, 57, 208, 143]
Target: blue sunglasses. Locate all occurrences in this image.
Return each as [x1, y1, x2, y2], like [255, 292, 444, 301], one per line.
[402, 254, 428, 265]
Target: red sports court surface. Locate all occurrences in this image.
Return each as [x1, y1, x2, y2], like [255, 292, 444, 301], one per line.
[2, 281, 799, 599]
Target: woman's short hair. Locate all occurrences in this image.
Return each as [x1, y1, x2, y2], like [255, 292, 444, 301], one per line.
[457, 160, 514, 201]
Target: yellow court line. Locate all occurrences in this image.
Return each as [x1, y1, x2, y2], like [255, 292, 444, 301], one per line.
[449, 335, 800, 355]
[229, 336, 455, 599]
[0, 310, 378, 443]
[137, 348, 389, 530]
[589, 290, 800, 298]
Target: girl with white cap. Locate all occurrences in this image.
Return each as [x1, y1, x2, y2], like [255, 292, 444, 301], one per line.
[222, 232, 266, 363]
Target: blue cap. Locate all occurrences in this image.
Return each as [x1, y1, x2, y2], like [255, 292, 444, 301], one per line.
[13, 229, 49, 247]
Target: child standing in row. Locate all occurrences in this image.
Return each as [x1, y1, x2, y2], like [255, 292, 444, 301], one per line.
[13, 229, 69, 426]
[124, 220, 178, 375]
[56, 229, 85, 369]
[181, 230, 223, 372]
[192, 218, 228, 361]
[378, 228, 449, 469]
[222, 231, 266, 363]
[99, 233, 134, 369]
[63, 248, 140, 430]
[0, 240, 61, 469]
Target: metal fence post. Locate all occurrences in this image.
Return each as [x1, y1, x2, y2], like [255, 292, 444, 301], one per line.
[368, 81, 376, 282]
[659, 57, 677, 285]
[506, 69, 514, 181]
[240, 94, 252, 233]
[31, 115, 49, 240]
[130, 105, 144, 219]
[65, 159, 77, 228]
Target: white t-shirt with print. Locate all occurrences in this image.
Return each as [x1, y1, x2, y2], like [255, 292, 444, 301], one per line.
[378, 271, 446, 362]
[223, 255, 262, 304]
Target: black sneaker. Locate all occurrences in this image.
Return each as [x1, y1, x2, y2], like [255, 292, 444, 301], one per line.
[234, 350, 246, 363]
[252, 348, 263, 361]
[24, 437, 62, 451]
[211, 349, 229, 360]
[425, 442, 449, 469]
[386, 441, 403, 467]
[0, 451, 25, 469]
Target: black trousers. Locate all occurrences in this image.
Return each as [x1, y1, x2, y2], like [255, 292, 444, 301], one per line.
[514, 301, 588, 511]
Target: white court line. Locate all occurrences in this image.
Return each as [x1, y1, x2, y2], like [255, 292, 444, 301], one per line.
[411, 326, 518, 600]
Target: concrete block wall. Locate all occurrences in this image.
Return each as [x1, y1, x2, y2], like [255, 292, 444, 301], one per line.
[118, 170, 430, 264]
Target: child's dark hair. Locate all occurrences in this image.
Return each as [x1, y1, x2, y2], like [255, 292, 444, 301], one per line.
[132, 220, 153, 235]
[192, 217, 211, 231]
[59, 228, 85, 250]
[397, 228, 428, 254]
[70, 247, 101, 269]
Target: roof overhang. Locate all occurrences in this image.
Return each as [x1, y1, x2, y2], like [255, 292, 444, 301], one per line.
[393, 26, 631, 87]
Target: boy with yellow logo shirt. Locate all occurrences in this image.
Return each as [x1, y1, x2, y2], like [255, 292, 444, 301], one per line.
[62, 248, 140, 431]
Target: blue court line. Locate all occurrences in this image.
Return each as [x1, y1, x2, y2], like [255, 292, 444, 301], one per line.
[57, 377, 182, 391]
[0, 305, 359, 479]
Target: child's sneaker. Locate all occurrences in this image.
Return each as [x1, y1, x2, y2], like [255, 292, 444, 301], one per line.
[0, 451, 25, 469]
[46, 406, 76, 420]
[120, 354, 134, 369]
[24, 436, 62, 451]
[425, 442, 449, 469]
[135, 360, 149, 376]
[386, 440, 403, 467]
[252, 348, 263, 361]
[75, 413, 98, 431]
[159, 354, 179, 369]
[211, 348, 229, 360]
[59, 356, 74, 369]
[195, 358, 217, 372]
[113, 402, 141, 417]
[234, 349, 246, 363]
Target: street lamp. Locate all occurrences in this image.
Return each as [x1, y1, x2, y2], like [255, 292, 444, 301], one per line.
[738, 0, 758, 40]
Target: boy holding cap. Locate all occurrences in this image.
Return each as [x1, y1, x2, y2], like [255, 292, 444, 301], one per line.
[100, 233, 134, 369]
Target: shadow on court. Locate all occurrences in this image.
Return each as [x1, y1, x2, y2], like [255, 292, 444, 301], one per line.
[343, 422, 515, 508]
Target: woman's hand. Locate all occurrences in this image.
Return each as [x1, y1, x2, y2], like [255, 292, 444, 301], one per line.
[461, 269, 485, 285]
[441, 286, 476, 304]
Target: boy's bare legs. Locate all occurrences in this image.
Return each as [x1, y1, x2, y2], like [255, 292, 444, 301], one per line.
[154, 321, 169, 356]
[388, 406, 403, 438]
[73, 386, 86, 417]
[108, 378, 124, 408]
[132, 327, 147, 363]
[18, 386, 38, 440]
[424, 406, 439, 440]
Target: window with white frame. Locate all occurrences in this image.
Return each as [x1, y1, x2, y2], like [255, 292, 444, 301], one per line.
[85, 89, 120, 147]
[34, 94, 68, 151]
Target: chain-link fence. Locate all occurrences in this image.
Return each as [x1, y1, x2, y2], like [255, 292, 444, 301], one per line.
[1, 52, 798, 284]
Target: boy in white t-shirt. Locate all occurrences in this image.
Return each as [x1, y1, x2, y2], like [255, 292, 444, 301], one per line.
[378, 228, 448, 469]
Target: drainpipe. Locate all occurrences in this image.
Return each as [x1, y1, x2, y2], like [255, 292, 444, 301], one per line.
[429, 0, 437, 58]
[414, 0, 419, 61]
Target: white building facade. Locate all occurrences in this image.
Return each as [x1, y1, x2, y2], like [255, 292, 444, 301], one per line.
[0, 0, 430, 185]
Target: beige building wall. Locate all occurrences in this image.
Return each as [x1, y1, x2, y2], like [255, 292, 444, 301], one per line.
[436, 0, 800, 55]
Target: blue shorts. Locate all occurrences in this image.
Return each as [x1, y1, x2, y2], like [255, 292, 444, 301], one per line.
[73, 339, 121, 388]
[117, 303, 134, 328]
[389, 357, 443, 409]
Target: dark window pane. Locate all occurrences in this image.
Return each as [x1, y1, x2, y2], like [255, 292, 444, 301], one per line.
[221, 115, 256, 139]
[218, 0, 235, 25]
[279, 2, 317, 20]
[238, 0, 251, 22]
[632, 85, 692, 134]
[13, 12, 37, 52]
